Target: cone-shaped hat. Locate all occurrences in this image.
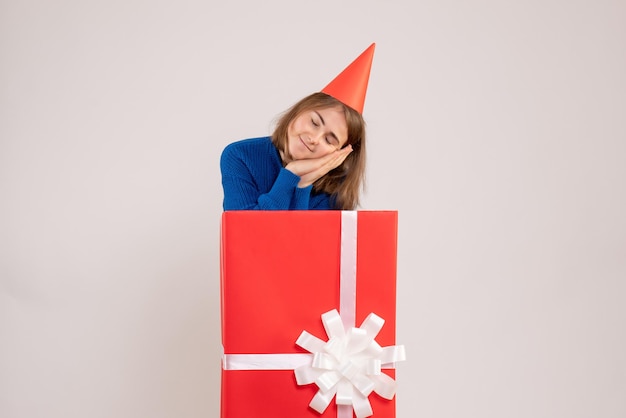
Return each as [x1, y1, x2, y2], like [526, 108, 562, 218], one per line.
[321, 43, 375, 114]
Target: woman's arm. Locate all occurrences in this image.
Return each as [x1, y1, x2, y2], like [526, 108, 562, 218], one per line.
[221, 144, 301, 210]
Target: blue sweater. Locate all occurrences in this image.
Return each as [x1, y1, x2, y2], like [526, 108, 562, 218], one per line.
[220, 137, 333, 210]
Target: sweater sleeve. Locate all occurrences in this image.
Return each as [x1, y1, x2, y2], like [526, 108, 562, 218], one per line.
[309, 191, 333, 209]
[221, 143, 299, 210]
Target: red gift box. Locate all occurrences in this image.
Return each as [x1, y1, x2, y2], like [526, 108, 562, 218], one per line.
[220, 211, 401, 418]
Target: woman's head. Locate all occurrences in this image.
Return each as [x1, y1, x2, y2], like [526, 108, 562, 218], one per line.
[284, 105, 348, 161]
[272, 92, 367, 210]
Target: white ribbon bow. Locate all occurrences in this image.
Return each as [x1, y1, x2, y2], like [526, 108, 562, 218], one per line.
[294, 309, 406, 418]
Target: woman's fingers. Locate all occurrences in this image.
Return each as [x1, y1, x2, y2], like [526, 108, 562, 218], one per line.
[286, 146, 352, 177]
[295, 146, 353, 187]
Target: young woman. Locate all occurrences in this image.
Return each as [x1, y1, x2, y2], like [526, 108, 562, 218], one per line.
[220, 44, 374, 211]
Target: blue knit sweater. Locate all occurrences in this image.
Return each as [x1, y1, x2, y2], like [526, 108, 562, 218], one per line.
[220, 137, 333, 210]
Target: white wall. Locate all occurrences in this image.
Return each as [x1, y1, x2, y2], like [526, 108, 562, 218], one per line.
[1, 1, 625, 417]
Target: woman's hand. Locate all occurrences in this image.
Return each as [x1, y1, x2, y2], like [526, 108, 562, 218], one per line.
[285, 145, 353, 188]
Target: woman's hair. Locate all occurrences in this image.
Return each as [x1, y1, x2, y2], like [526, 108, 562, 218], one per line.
[271, 92, 366, 210]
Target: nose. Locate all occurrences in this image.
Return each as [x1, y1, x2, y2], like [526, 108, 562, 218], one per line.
[308, 131, 323, 145]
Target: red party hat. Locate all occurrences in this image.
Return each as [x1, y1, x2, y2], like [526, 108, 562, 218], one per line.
[321, 43, 375, 114]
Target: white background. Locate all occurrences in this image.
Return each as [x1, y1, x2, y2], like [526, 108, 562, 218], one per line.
[1, 1, 625, 417]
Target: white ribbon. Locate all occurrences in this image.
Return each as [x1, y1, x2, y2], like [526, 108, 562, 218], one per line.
[223, 353, 312, 370]
[294, 309, 406, 418]
[221, 211, 406, 418]
[340, 211, 358, 330]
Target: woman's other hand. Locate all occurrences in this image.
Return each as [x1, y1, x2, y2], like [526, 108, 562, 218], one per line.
[285, 145, 353, 188]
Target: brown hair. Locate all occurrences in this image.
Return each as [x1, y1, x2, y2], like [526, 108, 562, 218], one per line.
[271, 92, 366, 210]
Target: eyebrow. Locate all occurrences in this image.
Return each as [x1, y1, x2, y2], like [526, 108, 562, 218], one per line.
[314, 111, 340, 143]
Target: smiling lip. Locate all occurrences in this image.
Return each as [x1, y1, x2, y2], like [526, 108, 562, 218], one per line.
[299, 136, 313, 152]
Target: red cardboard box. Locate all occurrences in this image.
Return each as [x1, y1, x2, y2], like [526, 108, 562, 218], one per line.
[220, 211, 399, 418]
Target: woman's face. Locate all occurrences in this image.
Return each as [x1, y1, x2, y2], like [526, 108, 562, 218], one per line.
[286, 106, 348, 161]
